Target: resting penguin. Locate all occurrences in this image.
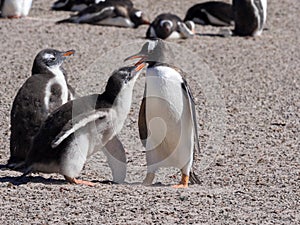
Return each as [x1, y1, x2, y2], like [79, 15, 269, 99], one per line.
[146, 13, 195, 40]
[57, 0, 150, 28]
[8, 49, 76, 168]
[52, 0, 96, 12]
[184, 1, 234, 27]
[1, 0, 32, 18]
[125, 39, 201, 188]
[233, 0, 267, 36]
[15, 64, 145, 186]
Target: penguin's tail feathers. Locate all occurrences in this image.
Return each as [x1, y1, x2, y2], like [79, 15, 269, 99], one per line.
[12, 161, 33, 176]
[56, 18, 73, 24]
[189, 169, 201, 185]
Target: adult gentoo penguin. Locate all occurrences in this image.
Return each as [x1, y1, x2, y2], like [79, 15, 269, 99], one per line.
[52, 0, 96, 12]
[8, 49, 76, 168]
[125, 39, 201, 188]
[184, 1, 234, 27]
[146, 13, 195, 40]
[233, 0, 267, 36]
[1, 0, 32, 18]
[57, 0, 149, 28]
[15, 64, 145, 186]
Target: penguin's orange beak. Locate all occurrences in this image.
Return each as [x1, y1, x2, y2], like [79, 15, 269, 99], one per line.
[63, 50, 75, 57]
[134, 61, 147, 72]
[124, 54, 148, 67]
[143, 19, 151, 25]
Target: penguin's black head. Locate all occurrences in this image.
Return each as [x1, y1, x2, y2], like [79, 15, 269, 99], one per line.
[104, 64, 146, 101]
[129, 9, 150, 28]
[32, 49, 75, 75]
[124, 39, 165, 65]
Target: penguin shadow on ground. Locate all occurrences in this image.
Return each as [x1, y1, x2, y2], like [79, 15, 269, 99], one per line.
[195, 32, 231, 38]
[0, 164, 68, 185]
[195, 27, 269, 38]
[0, 174, 67, 186]
[123, 181, 171, 187]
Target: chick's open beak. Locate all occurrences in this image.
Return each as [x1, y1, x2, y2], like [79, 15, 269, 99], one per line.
[135, 62, 147, 72]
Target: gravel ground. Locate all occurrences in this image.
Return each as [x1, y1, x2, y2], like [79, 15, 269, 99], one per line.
[0, 0, 299, 224]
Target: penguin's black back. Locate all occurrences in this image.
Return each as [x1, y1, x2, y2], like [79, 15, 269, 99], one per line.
[233, 0, 258, 36]
[184, 1, 233, 26]
[77, 0, 133, 16]
[9, 74, 55, 164]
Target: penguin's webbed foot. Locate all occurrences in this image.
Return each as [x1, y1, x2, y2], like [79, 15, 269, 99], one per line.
[172, 174, 189, 188]
[64, 176, 95, 187]
[7, 15, 22, 19]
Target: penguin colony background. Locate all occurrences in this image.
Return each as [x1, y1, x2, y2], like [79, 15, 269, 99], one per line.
[1, 0, 268, 187]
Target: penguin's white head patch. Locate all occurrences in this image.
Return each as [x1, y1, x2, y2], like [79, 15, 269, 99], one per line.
[135, 11, 142, 18]
[95, 0, 105, 3]
[160, 20, 173, 28]
[43, 53, 56, 61]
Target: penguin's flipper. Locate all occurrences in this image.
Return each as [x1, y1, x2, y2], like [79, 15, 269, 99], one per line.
[51, 109, 110, 148]
[57, 5, 116, 24]
[182, 79, 201, 185]
[177, 21, 195, 39]
[77, 6, 116, 24]
[138, 97, 147, 147]
[181, 79, 200, 154]
[71, 6, 116, 24]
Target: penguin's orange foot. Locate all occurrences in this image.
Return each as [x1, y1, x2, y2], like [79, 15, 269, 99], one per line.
[172, 174, 189, 188]
[64, 176, 95, 187]
[172, 183, 188, 188]
[8, 15, 22, 19]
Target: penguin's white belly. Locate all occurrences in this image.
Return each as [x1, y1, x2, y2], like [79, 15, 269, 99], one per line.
[145, 98, 194, 169]
[44, 66, 69, 112]
[167, 31, 181, 39]
[261, 0, 267, 24]
[2, 0, 32, 17]
[60, 128, 92, 178]
[251, 0, 267, 36]
[144, 66, 194, 170]
[148, 26, 157, 38]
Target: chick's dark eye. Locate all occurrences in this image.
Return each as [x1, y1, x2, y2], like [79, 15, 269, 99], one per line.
[50, 56, 56, 61]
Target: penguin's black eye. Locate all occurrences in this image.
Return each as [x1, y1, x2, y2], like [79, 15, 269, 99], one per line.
[124, 77, 129, 84]
[43, 53, 56, 62]
[49, 56, 56, 61]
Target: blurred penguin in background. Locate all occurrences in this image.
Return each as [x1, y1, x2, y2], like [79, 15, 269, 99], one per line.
[52, 0, 96, 12]
[146, 13, 195, 40]
[1, 0, 32, 18]
[184, 1, 234, 27]
[233, 0, 267, 36]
